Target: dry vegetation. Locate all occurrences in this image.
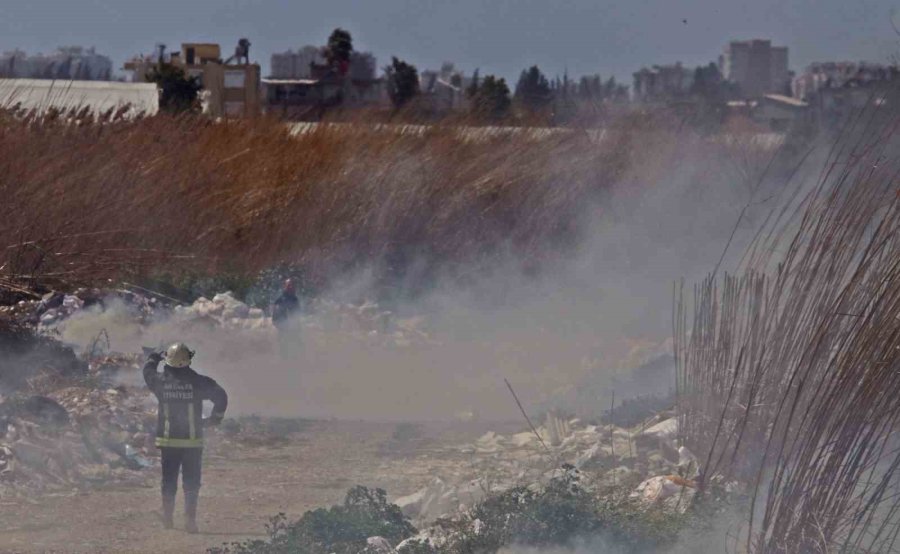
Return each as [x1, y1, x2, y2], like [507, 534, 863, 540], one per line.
[1, 110, 693, 301]
[676, 86, 900, 552]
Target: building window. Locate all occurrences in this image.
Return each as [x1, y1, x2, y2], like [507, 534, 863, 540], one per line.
[224, 71, 245, 88]
[186, 47, 195, 65]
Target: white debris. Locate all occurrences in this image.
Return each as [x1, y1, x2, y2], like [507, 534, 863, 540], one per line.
[62, 295, 84, 312]
[509, 431, 535, 448]
[677, 445, 701, 479]
[173, 292, 274, 332]
[395, 476, 499, 523]
[395, 485, 430, 517]
[631, 474, 696, 512]
[0, 444, 14, 477]
[544, 412, 571, 446]
[641, 418, 678, 440]
[365, 536, 394, 553]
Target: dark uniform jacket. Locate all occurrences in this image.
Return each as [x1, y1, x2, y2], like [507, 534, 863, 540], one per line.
[272, 291, 300, 328]
[143, 359, 228, 448]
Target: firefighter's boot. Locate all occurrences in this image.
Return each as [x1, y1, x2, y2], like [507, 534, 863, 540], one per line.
[184, 491, 200, 534]
[162, 495, 175, 529]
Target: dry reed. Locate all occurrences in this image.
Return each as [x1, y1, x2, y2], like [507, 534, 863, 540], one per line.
[2, 110, 706, 298]
[676, 84, 900, 552]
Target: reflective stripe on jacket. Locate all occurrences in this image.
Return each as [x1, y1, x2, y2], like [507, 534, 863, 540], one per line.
[143, 360, 228, 449]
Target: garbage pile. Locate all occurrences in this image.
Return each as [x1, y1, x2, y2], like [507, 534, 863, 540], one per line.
[0, 353, 158, 494]
[172, 291, 269, 331]
[2, 281, 439, 359]
[16, 288, 162, 330]
[395, 411, 698, 525]
[303, 299, 435, 348]
[171, 292, 435, 347]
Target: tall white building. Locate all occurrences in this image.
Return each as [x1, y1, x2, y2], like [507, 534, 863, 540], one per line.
[720, 40, 789, 98]
[0, 47, 112, 80]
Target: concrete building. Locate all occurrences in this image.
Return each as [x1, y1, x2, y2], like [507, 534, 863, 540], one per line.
[262, 74, 384, 119]
[720, 40, 789, 98]
[124, 42, 260, 117]
[725, 93, 809, 131]
[270, 46, 324, 79]
[0, 47, 113, 80]
[632, 63, 694, 102]
[270, 47, 376, 81]
[787, 62, 899, 127]
[263, 48, 383, 118]
[792, 61, 898, 100]
[420, 63, 469, 112]
[753, 94, 808, 130]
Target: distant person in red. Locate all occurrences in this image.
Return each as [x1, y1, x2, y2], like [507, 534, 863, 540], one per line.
[143, 343, 228, 533]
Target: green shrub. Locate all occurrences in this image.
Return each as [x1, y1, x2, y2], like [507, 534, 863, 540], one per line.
[402, 467, 688, 554]
[210, 486, 416, 554]
[215, 472, 692, 554]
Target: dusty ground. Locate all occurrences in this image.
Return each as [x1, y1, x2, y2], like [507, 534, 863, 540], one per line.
[0, 420, 521, 554]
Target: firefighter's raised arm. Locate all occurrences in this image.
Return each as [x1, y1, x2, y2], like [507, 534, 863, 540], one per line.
[142, 350, 163, 391]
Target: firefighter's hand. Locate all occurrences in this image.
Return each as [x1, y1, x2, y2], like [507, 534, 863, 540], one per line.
[146, 351, 163, 364]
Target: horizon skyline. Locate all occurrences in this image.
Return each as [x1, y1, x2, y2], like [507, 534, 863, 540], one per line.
[2, 0, 899, 83]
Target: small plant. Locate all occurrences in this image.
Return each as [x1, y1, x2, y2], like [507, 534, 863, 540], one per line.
[210, 486, 417, 554]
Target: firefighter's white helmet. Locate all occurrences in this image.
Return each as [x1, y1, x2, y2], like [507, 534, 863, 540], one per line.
[165, 343, 194, 368]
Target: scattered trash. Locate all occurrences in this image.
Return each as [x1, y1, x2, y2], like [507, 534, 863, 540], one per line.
[173, 292, 271, 331]
[0, 444, 14, 478]
[0, 396, 70, 428]
[631, 474, 697, 512]
[635, 417, 678, 450]
[544, 411, 571, 446]
[365, 536, 394, 553]
[125, 444, 153, 469]
[677, 445, 700, 479]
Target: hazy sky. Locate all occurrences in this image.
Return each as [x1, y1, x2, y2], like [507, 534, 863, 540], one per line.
[2, 0, 899, 81]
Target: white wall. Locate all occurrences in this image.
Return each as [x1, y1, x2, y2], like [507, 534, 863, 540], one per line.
[0, 79, 158, 117]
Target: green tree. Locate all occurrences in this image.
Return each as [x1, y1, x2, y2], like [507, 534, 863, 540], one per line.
[470, 74, 511, 120]
[578, 74, 604, 100]
[466, 68, 480, 98]
[603, 76, 618, 98]
[384, 57, 420, 109]
[515, 65, 553, 111]
[145, 63, 202, 113]
[326, 28, 354, 66]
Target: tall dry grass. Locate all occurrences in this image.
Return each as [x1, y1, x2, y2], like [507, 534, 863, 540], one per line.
[675, 85, 900, 552]
[2, 111, 689, 299]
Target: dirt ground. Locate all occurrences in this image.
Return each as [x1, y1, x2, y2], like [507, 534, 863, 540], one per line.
[0, 420, 521, 554]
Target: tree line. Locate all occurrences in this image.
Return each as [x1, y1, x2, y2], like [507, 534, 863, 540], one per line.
[151, 27, 632, 122]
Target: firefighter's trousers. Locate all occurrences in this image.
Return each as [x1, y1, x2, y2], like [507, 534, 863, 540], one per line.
[160, 447, 203, 497]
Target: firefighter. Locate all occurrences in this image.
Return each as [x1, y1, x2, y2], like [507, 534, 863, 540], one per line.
[144, 343, 228, 533]
[271, 278, 300, 329]
[272, 279, 302, 356]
